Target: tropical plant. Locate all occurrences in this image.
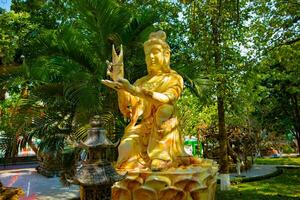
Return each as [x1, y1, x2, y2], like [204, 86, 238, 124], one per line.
[0, 0, 158, 173]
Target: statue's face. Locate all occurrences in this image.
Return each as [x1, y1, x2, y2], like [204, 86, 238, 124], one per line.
[145, 44, 165, 73]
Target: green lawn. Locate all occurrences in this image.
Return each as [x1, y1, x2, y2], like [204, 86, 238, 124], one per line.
[255, 157, 300, 165]
[216, 168, 300, 200]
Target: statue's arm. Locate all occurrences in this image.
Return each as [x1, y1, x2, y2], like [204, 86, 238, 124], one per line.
[102, 74, 183, 105]
[142, 82, 183, 104]
[139, 87, 179, 104]
[117, 75, 183, 105]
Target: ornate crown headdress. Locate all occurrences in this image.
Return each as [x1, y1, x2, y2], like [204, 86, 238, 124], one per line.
[143, 30, 170, 51]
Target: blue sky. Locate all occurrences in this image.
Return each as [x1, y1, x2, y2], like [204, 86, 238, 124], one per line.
[0, 0, 11, 11]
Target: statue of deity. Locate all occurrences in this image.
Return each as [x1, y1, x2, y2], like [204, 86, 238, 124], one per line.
[102, 31, 195, 171]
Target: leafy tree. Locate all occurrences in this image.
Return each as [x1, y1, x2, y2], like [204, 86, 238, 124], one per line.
[26, 0, 156, 125]
[1, 0, 157, 165]
[254, 42, 300, 154]
[0, 11, 37, 65]
[176, 87, 217, 136]
[176, 0, 254, 190]
[0, 1, 66, 160]
[248, 0, 300, 154]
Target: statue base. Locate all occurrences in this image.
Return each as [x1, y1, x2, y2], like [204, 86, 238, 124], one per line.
[112, 159, 218, 200]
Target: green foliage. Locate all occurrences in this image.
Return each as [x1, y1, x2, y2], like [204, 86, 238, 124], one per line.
[253, 42, 300, 153]
[281, 144, 295, 154]
[1, 0, 158, 159]
[25, 0, 157, 119]
[0, 93, 33, 157]
[1, 0, 299, 163]
[102, 0, 300, 159]
[248, 0, 299, 57]
[0, 11, 37, 65]
[177, 87, 217, 136]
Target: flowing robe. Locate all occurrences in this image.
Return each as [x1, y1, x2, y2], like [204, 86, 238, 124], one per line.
[116, 70, 187, 169]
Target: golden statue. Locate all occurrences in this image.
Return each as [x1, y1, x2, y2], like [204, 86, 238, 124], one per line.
[103, 31, 194, 171]
[103, 31, 218, 200]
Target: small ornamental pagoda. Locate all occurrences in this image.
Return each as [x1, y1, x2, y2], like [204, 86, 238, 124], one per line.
[73, 115, 125, 200]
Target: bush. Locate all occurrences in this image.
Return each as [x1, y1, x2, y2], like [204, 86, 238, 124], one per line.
[281, 144, 295, 154]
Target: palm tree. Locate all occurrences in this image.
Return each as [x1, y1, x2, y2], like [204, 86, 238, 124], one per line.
[0, 0, 157, 175]
[29, 0, 156, 120]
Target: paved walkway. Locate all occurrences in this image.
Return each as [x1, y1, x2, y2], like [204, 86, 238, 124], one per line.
[230, 164, 278, 180]
[0, 165, 79, 200]
[1, 163, 298, 199]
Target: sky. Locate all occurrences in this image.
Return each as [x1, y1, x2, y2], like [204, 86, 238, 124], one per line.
[0, 0, 11, 11]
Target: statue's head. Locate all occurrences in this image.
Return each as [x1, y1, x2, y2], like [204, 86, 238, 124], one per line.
[144, 31, 171, 74]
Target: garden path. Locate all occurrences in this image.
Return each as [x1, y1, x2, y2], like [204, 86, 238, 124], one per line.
[1, 162, 295, 199]
[0, 164, 79, 200]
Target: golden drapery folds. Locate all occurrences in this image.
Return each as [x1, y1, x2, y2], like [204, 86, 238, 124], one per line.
[102, 31, 197, 171]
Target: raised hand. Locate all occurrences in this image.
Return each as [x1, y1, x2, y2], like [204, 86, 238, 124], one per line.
[106, 44, 124, 81]
[102, 45, 141, 96]
[102, 78, 137, 94]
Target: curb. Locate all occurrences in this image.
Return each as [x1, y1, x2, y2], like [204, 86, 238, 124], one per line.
[230, 167, 283, 184]
[225, 165, 300, 184]
[0, 162, 39, 171]
[276, 165, 300, 169]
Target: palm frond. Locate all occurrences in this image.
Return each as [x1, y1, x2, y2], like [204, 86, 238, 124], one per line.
[72, 124, 90, 142]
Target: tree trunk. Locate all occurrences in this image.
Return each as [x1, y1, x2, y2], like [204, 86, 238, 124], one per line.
[218, 97, 228, 173]
[0, 88, 6, 100]
[218, 96, 230, 190]
[296, 132, 300, 156]
[211, 0, 230, 190]
[292, 95, 300, 155]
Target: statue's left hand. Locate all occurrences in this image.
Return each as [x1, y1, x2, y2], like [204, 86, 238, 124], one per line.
[102, 78, 136, 94]
[101, 79, 123, 90]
